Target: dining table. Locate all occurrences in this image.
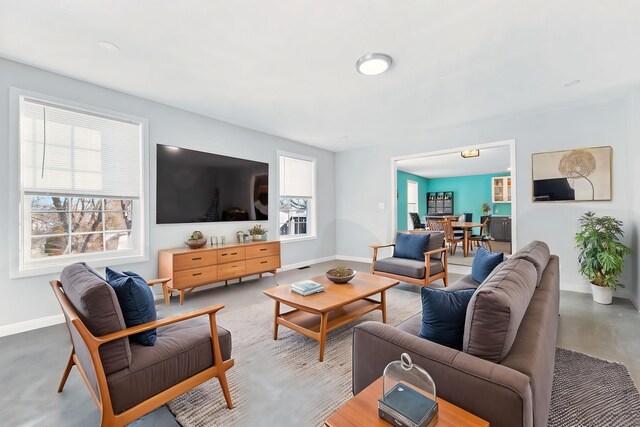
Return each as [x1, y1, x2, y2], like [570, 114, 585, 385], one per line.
[450, 221, 484, 257]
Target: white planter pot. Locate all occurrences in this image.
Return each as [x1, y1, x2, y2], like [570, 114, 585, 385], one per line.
[591, 284, 613, 305]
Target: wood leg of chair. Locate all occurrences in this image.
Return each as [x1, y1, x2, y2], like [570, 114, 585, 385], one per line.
[58, 350, 75, 393]
[217, 368, 234, 409]
[162, 283, 170, 306]
[487, 241, 492, 251]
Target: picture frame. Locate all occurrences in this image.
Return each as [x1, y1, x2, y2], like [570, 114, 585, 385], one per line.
[531, 146, 612, 202]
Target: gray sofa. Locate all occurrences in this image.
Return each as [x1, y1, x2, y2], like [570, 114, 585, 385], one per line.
[353, 241, 558, 427]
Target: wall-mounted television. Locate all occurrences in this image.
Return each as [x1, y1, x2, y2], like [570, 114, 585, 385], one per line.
[156, 144, 269, 224]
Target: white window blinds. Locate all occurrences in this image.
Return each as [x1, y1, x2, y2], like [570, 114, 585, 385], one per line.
[279, 155, 313, 198]
[19, 98, 142, 198]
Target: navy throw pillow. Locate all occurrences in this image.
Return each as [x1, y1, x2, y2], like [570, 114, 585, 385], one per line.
[394, 233, 431, 261]
[105, 268, 157, 346]
[419, 287, 475, 350]
[471, 247, 504, 284]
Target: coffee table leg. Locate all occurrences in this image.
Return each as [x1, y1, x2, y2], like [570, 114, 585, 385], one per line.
[273, 301, 280, 340]
[319, 312, 329, 362]
[381, 290, 387, 323]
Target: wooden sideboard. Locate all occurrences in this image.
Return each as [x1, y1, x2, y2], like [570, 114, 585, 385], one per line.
[158, 240, 281, 305]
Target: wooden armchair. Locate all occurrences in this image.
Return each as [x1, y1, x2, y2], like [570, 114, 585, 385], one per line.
[370, 231, 448, 287]
[51, 263, 234, 427]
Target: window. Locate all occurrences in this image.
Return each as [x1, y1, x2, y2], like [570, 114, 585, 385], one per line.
[278, 153, 316, 241]
[15, 93, 147, 275]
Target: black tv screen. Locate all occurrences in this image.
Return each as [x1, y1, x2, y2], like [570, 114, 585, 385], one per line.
[156, 144, 269, 224]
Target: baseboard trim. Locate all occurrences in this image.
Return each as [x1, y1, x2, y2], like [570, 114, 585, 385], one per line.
[279, 256, 337, 272]
[0, 313, 65, 338]
[335, 255, 371, 264]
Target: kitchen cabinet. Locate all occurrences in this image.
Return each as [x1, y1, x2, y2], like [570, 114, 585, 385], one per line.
[489, 216, 512, 242]
[492, 176, 512, 203]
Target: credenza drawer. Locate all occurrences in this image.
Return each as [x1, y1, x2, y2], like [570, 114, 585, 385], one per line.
[173, 266, 217, 288]
[173, 250, 217, 271]
[246, 243, 280, 259]
[245, 255, 280, 274]
[217, 262, 246, 280]
[217, 247, 245, 264]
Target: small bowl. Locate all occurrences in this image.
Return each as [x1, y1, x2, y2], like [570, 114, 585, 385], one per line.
[326, 268, 356, 284]
[185, 238, 207, 249]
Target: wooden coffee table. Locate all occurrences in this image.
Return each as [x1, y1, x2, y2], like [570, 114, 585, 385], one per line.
[326, 377, 489, 427]
[262, 272, 399, 362]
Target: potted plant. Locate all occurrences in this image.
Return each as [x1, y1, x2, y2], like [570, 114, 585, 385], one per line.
[249, 224, 267, 241]
[575, 211, 631, 304]
[481, 203, 491, 216]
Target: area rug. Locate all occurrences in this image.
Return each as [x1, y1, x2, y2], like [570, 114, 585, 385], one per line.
[548, 348, 640, 427]
[168, 289, 640, 427]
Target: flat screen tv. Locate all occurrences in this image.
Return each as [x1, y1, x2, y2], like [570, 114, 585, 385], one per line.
[156, 144, 269, 224]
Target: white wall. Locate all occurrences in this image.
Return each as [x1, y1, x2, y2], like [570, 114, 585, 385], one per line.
[0, 58, 336, 327]
[628, 87, 640, 308]
[336, 96, 636, 298]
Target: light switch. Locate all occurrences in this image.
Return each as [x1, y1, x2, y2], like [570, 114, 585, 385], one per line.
[378, 202, 385, 210]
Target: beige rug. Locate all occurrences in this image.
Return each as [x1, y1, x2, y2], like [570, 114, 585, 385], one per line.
[167, 287, 422, 427]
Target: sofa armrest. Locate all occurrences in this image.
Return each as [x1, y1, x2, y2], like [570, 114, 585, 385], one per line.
[352, 321, 533, 427]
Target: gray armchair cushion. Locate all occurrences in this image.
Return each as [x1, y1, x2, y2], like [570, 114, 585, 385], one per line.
[61, 263, 132, 374]
[510, 241, 550, 286]
[463, 258, 537, 363]
[374, 257, 443, 279]
[426, 231, 445, 260]
[107, 317, 232, 414]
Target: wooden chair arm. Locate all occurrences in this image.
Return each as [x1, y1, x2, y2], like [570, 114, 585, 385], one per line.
[146, 278, 171, 286]
[369, 243, 396, 249]
[94, 304, 225, 345]
[424, 247, 447, 257]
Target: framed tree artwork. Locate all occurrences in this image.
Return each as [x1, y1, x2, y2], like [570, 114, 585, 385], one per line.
[532, 146, 612, 202]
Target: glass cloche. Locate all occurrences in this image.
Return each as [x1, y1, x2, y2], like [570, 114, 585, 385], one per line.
[378, 353, 438, 427]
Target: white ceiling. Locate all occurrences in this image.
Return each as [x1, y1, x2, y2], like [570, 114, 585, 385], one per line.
[1, 1, 639, 152]
[397, 145, 510, 178]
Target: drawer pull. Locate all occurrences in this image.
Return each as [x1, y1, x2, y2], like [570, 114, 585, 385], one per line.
[221, 253, 227, 256]
[261, 261, 268, 264]
[231, 252, 237, 255]
[192, 257, 202, 261]
[260, 248, 267, 251]
[193, 272, 202, 276]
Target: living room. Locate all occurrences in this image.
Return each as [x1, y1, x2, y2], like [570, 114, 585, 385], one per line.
[1, 2, 640, 427]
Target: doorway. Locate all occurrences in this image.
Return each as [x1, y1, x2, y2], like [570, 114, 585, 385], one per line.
[391, 139, 516, 266]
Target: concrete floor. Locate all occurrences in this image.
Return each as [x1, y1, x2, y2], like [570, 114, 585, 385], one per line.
[0, 260, 638, 426]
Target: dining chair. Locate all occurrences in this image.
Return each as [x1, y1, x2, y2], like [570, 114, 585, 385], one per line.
[442, 220, 463, 255]
[468, 217, 493, 251]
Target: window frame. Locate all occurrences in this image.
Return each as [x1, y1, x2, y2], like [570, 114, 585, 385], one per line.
[277, 151, 317, 243]
[9, 88, 150, 278]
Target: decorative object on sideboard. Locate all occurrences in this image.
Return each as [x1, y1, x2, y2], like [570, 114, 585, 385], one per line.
[325, 266, 356, 284]
[532, 146, 612, 202]
[481, 202, 491, 216]
[249, 224, 267, 241]
[379, 353, 438, 427]
[243, 234, 252, 244]
[575, 211, 631, 304]
[185, 231, 207, 249]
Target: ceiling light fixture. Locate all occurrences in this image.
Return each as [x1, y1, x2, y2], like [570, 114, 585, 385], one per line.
[356, 53, 392, 76]
[460, 149, 480, 158]
[98, 41, 120, 52]
[562, 79, 581, 88]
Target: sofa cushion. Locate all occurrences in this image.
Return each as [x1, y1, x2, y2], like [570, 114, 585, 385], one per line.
[394, 233, 430, 261]
[419, 287, 475, 350]
[463, 258, 538, 362]
[60, 263, 131, 374]
[471, 247, 504, 283]
[510, 241, 550, 286]
[107, 317, 232, 414]
[374, 257, 443, 279]
[106, 268, 157, 346]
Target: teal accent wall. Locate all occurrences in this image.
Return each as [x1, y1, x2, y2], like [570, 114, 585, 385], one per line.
[426, 173, 511, 222]
[397, 171, 429, 230]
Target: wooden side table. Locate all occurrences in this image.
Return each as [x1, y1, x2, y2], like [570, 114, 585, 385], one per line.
[325, 377, 489, 427]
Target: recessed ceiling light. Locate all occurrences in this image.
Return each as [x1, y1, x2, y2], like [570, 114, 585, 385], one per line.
[356, 53, 392, 76]
[98, 41, 120, 52]
[562, 79, 581, 88]
[166, 146, 180, 151]
[460, 149, 480, 158]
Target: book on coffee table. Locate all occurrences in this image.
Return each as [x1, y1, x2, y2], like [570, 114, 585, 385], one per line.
[291, 280, 324, 296]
